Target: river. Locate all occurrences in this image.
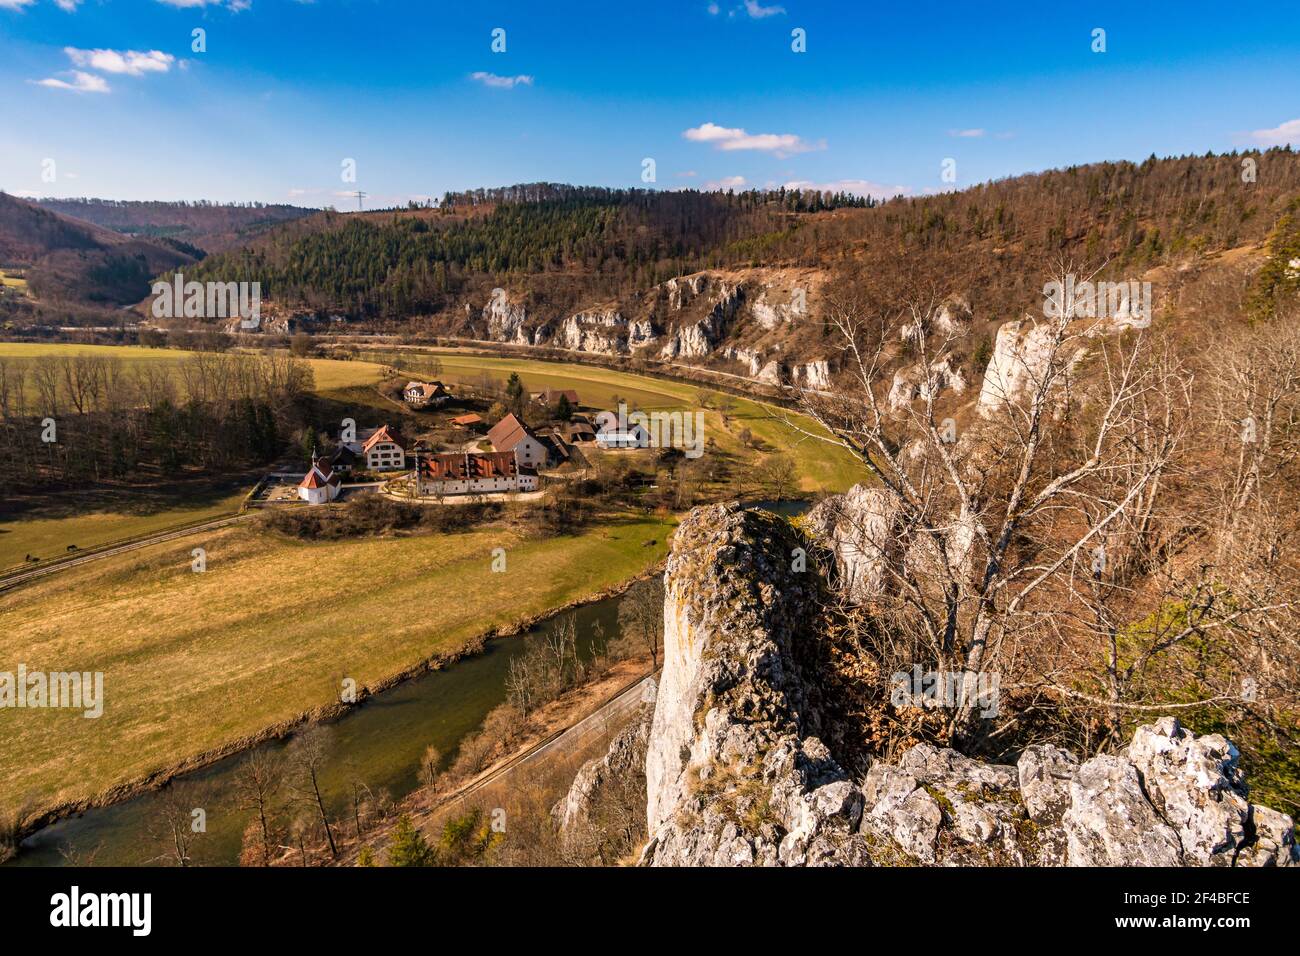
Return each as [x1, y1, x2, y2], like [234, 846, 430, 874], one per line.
[9, 499, 807, 868]
[10, 594, 627, 867]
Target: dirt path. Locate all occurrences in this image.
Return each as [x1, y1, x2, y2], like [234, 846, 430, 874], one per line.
[337, 666, 656, 865]
[0, 512, 252, 593]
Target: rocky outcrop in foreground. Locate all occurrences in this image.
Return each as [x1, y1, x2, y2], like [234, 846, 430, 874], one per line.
[621, 503, 1297, 867]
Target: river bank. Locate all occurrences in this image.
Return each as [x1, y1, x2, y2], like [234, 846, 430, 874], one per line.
[6, 562, 664, 867]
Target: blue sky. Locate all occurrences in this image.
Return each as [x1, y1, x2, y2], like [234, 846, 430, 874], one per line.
[1, 0, 1298, 206]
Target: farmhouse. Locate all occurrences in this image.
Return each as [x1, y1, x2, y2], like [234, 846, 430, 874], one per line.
[298, 455, 342, 504]
[417, 451, 539, 497]
[403, 380, 450, 408]
[350, 425, 408, 471]
[563, 416, 598, 443]
[451, 413, 485, 432]
[532, 387, 580, 408]
[487, 413, 550, 469]
[327, 445, 358, 473]
[595, 421, 651, 449]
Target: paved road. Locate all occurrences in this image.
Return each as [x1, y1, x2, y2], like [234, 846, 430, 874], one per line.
[0, 513, 252, 593]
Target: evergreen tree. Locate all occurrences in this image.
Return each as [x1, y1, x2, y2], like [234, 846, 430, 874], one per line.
[387, 815, 436, 867]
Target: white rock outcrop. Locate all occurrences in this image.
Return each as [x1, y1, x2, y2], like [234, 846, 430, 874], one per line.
[631, 503, 1298, 867]
[793, 360, 832, 390]
[803, 485, 902, 602]
[887, 356, 969, 411]
[976, 317, 1054, 414]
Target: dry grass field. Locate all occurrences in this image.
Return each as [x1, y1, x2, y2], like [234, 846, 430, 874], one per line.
[0, 509, 675, 820]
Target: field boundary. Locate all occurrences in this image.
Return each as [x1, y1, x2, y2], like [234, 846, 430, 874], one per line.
[0, 511, 249, 590]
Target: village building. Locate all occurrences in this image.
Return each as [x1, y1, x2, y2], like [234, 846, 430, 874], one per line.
[531, 387, 580, 409]
[403, 380, 450, 408]
[486, 413, 550, 469]
[298, 455, 342, 504]
[451, 413, 485, 432]
[596, 421, 652, 449]
[563, 417, 598, 443]
[416, 451, 539, 497]
[349, 425, 408, 471]
[327, 445, 358, 473]
[537, 429, 577, 465]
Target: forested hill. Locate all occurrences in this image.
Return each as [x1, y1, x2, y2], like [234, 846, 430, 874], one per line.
[180, 150, 1300, 325]
[36, 198, 315, 253]
[0, 192, 196, 306]
[183, 185, 875, 317]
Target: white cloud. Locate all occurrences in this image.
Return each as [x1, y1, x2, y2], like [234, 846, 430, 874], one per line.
[54, 0, 82, 11]
[154, 0, 245, 8]
[1248, 118, 1300, 147]
[741, 0, 785, 17]
[704, 175, 747, 190]
[0, 0, 37, 10]
[470, 71, 534, 89]
[683, 122, 823, 158]
[949, 128, 985, 138]
[66, 47, 175, 76]
[34, 70, 110, 93]
[783, 178, 911, 200]
[706, 2, 719, 13]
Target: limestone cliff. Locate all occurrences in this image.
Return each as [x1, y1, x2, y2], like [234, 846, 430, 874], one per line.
[583, 503, 1300, 867]
[471, 268, 835, 389]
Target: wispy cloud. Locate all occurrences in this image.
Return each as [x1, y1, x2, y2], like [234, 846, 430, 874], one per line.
[783, 178, 911, 200]
[66, 47, 175, 76]
[154, 0, 249, 9]
[740, 0, 785, 17]
[704, 175, 747, 190]
[33, 70, 110, 94]
[470, 71, 534, 89]
[54, 0, 82, 11]
[1248, 118, 1300, 147]
[949, 128, 986, 138]
[0, 0, 37, 10]
[683, 122, 823, 158]
[707, 1, 786, 17]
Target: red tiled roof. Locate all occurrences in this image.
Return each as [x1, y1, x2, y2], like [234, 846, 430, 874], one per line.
[451, 414, 483, 426]
[536, 388, 579, 406]
[486, 413, 535, 453]
[420, 451, 519, 481]
[405, 381, 447, 399]
[362, 424, 406, 454]
[299, 460, 339, 489]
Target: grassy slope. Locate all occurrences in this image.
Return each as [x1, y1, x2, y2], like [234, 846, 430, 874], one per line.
[0, 486, 248, 572]
[366, 348, 863, 493]
[0, 511, 675, 818]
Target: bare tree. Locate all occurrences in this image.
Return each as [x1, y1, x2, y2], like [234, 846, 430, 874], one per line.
[232, 749, 285, 866]
[287, 727, 338, 858]
[784, 262, 1242, 745]
[147, 780, 211, 867]
[619, 578, 665, 670]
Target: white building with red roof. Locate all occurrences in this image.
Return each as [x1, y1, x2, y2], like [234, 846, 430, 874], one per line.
[416, 451, 538, 497]
[353, 424, 408, 471]
[298, 455, 342, 505]
[486, 413, 549, 469]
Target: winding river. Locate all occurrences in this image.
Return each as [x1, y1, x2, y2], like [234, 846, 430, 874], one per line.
[10, 595, 626, 867]
[9, 501, 806, 868]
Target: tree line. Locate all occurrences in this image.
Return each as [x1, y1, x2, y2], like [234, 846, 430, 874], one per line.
[0, 351, 314, 494]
